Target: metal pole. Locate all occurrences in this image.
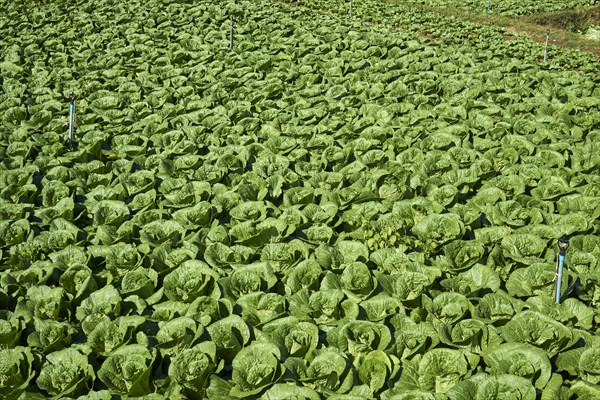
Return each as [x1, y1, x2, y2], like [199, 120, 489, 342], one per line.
[554, 237, 569, 304]
[68, 94, 76, 144]
[543, 32, 549, 63]
[229, 17, 235, 49]
[487, 0, 491, 12]
[349, 0, 353, 20]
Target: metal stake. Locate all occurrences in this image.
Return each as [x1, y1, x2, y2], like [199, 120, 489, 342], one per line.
[229, 17, 235, 49]
[349, 0, 353, 20]
[543, 32, 549, 63]
[554, 237, 570, 304]
[68, 94, 76, 144]
[487, 0, 491, 12]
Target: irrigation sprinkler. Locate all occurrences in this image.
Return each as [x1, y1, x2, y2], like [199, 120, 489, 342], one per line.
[349, 0, 353, 20]
[68, 94, 76, 145]
[229, 16, 235, 49]
[543, 32, 550, 63]
[554, 237, 570, 304]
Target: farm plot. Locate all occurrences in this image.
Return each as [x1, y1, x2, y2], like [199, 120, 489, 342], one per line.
[292, 0, 600, 71]
[404, 0, 599, 16]
[1, 0, 600, 398]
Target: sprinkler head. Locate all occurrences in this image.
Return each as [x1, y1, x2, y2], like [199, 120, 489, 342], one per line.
[558, 237, 570, 254]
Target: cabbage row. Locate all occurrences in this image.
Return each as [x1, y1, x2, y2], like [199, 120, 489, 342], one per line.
[1, 0, 600, 399]
[291, 0, 600, 72]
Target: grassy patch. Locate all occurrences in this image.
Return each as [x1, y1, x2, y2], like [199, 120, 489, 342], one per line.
[528, 5, 600, 32]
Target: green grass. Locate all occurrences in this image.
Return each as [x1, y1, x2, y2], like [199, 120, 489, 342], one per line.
[530, 5, 600, 32]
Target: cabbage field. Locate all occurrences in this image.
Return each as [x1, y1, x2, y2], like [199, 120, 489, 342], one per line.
[294, 0, 600, 71]
[1, 0, 600, 399]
